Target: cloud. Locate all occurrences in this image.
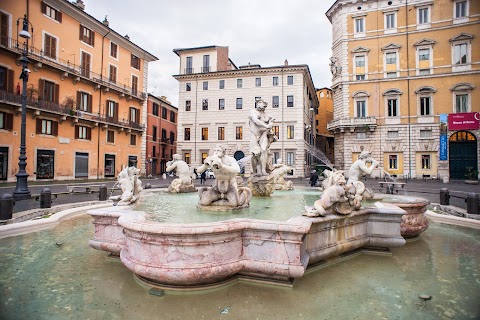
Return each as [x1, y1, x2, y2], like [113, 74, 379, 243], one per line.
[82, 0, 333, 106]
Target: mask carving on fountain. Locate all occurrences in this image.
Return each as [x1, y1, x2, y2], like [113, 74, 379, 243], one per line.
[112, 166, 143, 206]
[271, 158, 293, 190]
[196, 145, 252, 210]
[166, 154, 196, 193]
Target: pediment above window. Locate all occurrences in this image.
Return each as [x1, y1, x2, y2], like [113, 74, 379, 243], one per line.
[381, 43, 401, 51]
[413, 39, 436, 47]
[382, 88, 403, 96]
[352, 90, 370, 98]
[415, 86, 437, 94]
[352, 46, 370, 54]
[449, 33, 474, 43]
[450, 83, 474, 91]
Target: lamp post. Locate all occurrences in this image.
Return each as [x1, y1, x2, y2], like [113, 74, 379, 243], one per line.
[13, 14, 32, 200]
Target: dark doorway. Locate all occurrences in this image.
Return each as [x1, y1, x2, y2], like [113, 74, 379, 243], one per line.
[449, 131, 477, 180]
[75, 152, 89, 178]
[104, 154, 115, 177]
[0, 147, 8, 180]
[128, 156, 137, 168]
[36, 150, 55, 179]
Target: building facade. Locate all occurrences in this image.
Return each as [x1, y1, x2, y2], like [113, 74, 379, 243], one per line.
[0, 0, 157, 181]
[173, 46, 320, 178]
[326, 0, 479, 180]
[315, 87, 334, 166]
[146, 94, 177, 176]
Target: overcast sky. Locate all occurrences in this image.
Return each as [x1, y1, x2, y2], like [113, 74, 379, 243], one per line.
[82, 0, 334, 107]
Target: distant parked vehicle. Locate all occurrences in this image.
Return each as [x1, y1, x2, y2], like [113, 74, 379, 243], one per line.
[205, 169, 215, 179]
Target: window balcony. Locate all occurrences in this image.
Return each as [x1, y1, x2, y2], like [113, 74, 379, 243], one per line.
[201, 66, 210, 73]
[184, 67, 194, 74]
[327, 116, 377, 133]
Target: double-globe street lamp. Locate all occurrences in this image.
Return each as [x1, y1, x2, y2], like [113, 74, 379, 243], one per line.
[13, 14, 33, 200]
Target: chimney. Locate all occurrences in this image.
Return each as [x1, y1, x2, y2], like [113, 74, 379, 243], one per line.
[102, 16, 109, 27]
[284, 59, 288, 66]
[74, 0, 85, 10]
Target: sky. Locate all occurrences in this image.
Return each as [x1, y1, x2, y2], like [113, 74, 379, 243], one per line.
[81, 0, 334, 107]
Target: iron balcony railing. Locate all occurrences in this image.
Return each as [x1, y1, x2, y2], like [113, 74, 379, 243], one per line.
[201, 66, 210, 73]
[0, 36, 146, 101]
[0, 89, 143, 131]
[184, 67, 194, 74]
[327, 116, 377, 131]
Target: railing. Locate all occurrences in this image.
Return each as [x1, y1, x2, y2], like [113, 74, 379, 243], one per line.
[0, 89, 143, 131]
[327, 116, 377, 131]
[201, 66, 210, 73]
[184, 68, 194, 74]
[0, 36, 146, 100]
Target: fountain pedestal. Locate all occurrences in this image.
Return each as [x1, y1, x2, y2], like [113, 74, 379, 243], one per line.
[247, 174, 275, 196]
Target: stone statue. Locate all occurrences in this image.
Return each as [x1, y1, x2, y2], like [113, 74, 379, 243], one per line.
[111, 166, 143, 206]
[249, 98, 276, 176]
[166, 154, 196, 193]
[196, 145, 252, 209]
[271, 159, 293, 191]
[345, 150, 376, 209]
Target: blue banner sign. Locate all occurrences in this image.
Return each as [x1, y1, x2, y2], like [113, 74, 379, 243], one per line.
[440, 134, 447, 160]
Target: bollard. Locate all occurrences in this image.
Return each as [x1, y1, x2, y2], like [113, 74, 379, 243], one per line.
[0, 193, 14, 220]
[99, 184, 108, 201]
[440, 188, 449, 205]
[40, 188, 52, 208]
[466, 193, 479, 215]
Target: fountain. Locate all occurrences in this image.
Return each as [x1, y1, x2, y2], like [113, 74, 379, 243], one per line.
[165, 154, 196, 193]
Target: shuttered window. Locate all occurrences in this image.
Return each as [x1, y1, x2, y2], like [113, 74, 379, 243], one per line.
[131, 75, 138, 96]
[110, 42, 117, 59]
[0, 67, 14, 93]
[41, 2, 62, 22]
[77, 91, 92, 112]
[131, 54, 140, 69]
[106, 100, 118, 120]
[36, 118, 58, 136]
[0, 112, 13, 130]
[39, 79, 59, 103]
[44, 34, 57, 59]
[109, 65, 117, 83]
[79, 25, 94, 46]
[75, 125, 91, 140]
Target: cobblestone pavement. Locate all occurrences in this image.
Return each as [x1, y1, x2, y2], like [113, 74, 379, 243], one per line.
[0, 175, 478, 213]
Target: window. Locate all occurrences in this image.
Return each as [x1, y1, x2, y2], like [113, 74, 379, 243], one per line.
[184, 153, 190, 164]
[202, 99, 208, 110]
[81, 51, 91, 78]
[79, 25, 94, 46]
[218, 127, 225, 140]
[272, 96, 279, 108]
[389, 155, 398, 170]
[356, 100, 366, 118]
[203, 81, 208, 90]
[356, 132, 367, 139]
[355, 55, 365, 67]
[418, 7, 430, 25]
[386, 52, 396, 65]
[255, 78, 261, 87]
[161, 129, 167, 141]
[287, 126, 294, 139]
[386, 72, 397, 78]
[107, 100, 117, 119]
[201, 152, 208, 163]
[109, 65, 117, 83]
[186, 83, 191, 91]
[287, 76, 293, 85]
[418, 48, 430, 61]
[237, 79, 243, 88]
[41, 80, 58, 103]
[420, 130, 432, 138]
[421, 155, 431, 169]
[455, 94, 468, 112]
[219, 99, 225, 110]
[41, 119, 52, 135]
[170, 111, 175, 123]
[0, 66, 13, 92]
[0, 112, 13, 130]
[454, 1, 468, 20]
[184, 128, 191, 141]
[107, 130, 115, 143]
[186, 56, 193, 74]
[203, 55, 210, 72]
[273, 76, 279, 86]
[186, 100, 191, 111]
[110, 42, 117, 59]
[129, 107, 139, 123]
[77, 92, 91, 112]
[201, 128, 208, 140]
[130, 134, 137, 146]
[420, 96, 431, 115]
[355, 17, 364, 33]
[356, 74, 366, 81]
[36, 118, 58, 135]
[236, 127, 243, 140]
[170, 131, 175, 143]
[286, 152, 295, 166]
[44, 33, 57, 59]
[152, 102, 159, 116]
[236, 98, 243, 109]
[219, 80, 225, 89]
[454, 43, 467, 65]
[387, 98, 398, 117]
[287, 95, 294, 107]
[76, 125, 91, 140]
[131, 75, 138, 96]
[41, 2, 62, 22]
[131, 54, 140, 69]
[161, 107, 167, 119]
[152, 126, 157, 141]
[385, 13, 396, 30]
[419, 69, 430, 75]
[272, 125, 279, 138]
[387, 131, 399, 139]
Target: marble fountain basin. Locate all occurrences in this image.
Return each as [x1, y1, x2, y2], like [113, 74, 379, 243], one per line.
[87, 190, 427, 288]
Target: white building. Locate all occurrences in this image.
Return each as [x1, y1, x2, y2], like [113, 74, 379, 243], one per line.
[173, 45, 320, 178]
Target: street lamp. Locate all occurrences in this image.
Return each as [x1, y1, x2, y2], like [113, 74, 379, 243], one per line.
[13, 14, 33, 200]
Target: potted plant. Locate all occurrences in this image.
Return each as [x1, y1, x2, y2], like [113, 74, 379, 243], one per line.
[62, 96, 76, 116]
[465, 167, 479, 185]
